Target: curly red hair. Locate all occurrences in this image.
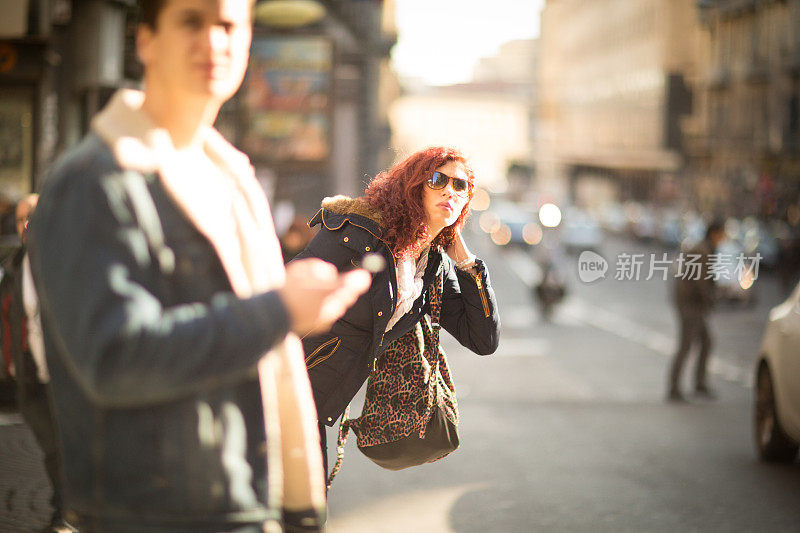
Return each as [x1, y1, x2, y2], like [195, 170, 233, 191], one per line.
[364, 147, 474, 260]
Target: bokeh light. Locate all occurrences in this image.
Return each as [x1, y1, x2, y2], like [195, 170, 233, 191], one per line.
[539, 203, 562, 228]
[491, 225, 512, 245]
[523, 222, 543, 245]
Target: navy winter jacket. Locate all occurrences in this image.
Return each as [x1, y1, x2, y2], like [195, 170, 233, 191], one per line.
[294, 196, 500, 426]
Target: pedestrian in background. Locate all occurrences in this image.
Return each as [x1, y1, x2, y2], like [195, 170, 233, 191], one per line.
[294, 147, 500, 473]
[280, 215, 315, 263]
[27, 0, 369, 531]
[667, 221, 726, 402]
[0, 194, 73, 532]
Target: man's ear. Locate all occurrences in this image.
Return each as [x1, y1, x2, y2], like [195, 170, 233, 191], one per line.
[136, 24, 154, 68]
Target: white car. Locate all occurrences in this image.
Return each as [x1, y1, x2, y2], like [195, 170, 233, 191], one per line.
[561, 209, 603, 253]
[754, 281, 800, 462]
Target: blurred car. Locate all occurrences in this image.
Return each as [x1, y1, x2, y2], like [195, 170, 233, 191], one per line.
[622, 201, 658, 241]
[484, 200, 541, 248]
[561, 208, 603, 253]
[681, 212, 707, 248]
[599, 202, 627, 234]
[740, 217, 779, 269]
[658, 209, 682, 248]
[754, 280, 800, 463]
[632, 209, 657, 242]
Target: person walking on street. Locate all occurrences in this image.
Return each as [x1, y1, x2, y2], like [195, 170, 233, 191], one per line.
[294, 147, 500, 474]
[0, 194, 75, 532]
[667, 221, 726, 402]
[27, 1, 369, 531]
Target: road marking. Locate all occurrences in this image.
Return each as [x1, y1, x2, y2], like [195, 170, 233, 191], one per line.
[504, 248, 542, 286]
[499, 305, 535, 328]
[494, 337, 549, 357]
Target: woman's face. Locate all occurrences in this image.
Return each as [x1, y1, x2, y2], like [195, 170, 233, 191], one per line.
[422, 160, 471, 234]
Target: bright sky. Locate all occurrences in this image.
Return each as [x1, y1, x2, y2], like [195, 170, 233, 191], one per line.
[391, 0, 545, 86]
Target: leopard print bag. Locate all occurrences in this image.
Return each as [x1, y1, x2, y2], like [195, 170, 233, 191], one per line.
[326, 269, 459, 488]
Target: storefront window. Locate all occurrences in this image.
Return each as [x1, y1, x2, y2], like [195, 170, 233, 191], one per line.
[0, 86, 34, 200]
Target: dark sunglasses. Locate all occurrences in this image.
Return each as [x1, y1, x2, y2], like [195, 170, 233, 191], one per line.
[426, 171, 474, 196]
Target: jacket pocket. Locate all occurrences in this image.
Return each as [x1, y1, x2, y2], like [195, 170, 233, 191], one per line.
[306, 337, 341, 370]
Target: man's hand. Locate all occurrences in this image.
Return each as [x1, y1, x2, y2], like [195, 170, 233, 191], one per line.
[279, 258, 371, 336]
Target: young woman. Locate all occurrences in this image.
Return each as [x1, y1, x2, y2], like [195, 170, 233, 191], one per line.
[295, 146, 500, 470]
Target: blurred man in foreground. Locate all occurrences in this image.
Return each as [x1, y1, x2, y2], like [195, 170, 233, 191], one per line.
[28, 1, 369, 531]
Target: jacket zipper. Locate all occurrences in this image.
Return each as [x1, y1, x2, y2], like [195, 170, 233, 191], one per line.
[473, 273, 491, 318]
[305, 337, 340, 369]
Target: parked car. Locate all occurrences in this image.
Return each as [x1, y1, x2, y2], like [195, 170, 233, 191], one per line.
[740, 217, 780, 269]
[486, 200, 540, 248]
[754, 281, 800, 462]
[561, 208, 603, 253]
[658, 209, 682, 248]
[681, 212, 707, 248]
[599, 202, 627, 234]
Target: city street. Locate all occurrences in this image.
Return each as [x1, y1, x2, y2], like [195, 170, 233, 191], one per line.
[325, 227, 800, 533]
[2, 1, 800, 532]
[1, 227, 798, 532]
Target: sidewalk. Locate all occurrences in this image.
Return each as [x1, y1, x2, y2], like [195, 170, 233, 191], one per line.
[0, 407, 53, 532]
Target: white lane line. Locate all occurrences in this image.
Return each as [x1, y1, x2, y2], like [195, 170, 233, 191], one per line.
[494, 337, 549, 357]
[504, 248, 542, 286]
[502, 248, 755, 389]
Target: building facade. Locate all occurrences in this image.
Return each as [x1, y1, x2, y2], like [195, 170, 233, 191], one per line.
[536, 0, 703, 209]
[0, 0, 137, 204]
[686, 0, 800, 219]
[0, 0, 396, 229]
[390, 38, 538, 197]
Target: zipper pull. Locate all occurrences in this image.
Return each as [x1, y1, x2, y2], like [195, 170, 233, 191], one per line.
[474, 274, 482, 288]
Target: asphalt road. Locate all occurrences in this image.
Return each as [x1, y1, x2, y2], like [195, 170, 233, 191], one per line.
[325, 227, 800, 533]
[2, 226, 798, 532]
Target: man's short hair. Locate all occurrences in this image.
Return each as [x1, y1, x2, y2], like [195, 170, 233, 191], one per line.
[139, 0, 257, 29]
[139, 0, 164, 30]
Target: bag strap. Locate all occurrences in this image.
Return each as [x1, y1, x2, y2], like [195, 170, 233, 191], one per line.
[326, 404, 350, 490]
[326, 266, 445, 489]
[418, 268, 444, 438]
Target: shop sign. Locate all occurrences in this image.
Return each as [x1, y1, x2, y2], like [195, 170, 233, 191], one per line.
[242, 36, 332, 166]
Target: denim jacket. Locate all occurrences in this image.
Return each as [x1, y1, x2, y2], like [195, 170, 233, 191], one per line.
[28, 132, 293, 532]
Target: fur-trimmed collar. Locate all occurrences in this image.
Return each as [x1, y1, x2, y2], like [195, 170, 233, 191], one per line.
[321, 195, 384, 226]
[91, 89, 252, 180]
